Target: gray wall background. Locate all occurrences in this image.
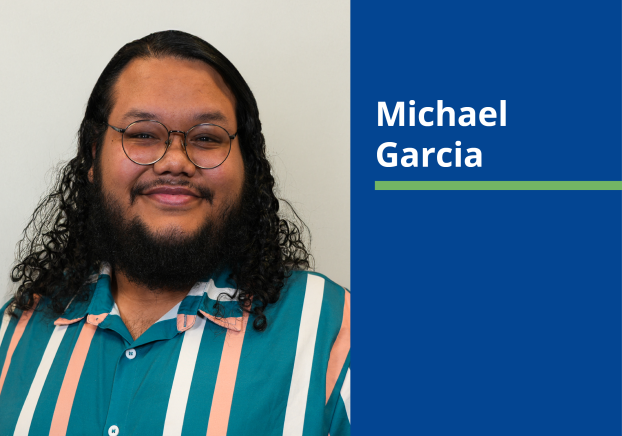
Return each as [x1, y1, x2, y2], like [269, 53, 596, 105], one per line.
[0, 0, 350, 305]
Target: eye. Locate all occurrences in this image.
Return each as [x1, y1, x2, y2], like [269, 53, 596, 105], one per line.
[129, 132, 156, 140]
[187, 125, 228, 147]
[194, 135, 217, 142]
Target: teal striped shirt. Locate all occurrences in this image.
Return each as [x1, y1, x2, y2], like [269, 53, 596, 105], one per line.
[0, 265, 350, 436]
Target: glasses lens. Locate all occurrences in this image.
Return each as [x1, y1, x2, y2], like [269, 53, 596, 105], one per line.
[186, 124, 232, 169]
[122, 121, 168, 164]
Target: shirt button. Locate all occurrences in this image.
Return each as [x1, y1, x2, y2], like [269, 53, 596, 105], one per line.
[125, 349, 136, 360]
[108, 425, 119, 435]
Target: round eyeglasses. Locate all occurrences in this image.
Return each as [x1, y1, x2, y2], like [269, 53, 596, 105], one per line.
[106, 120, 237, 169]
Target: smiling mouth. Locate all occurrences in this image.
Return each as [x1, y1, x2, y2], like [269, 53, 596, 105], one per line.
[142, 186, 201, 206]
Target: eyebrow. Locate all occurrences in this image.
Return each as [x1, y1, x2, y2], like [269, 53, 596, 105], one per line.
[120, 110, 231, 127]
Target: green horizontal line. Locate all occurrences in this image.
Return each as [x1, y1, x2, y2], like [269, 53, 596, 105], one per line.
[375, 181, 622, 190]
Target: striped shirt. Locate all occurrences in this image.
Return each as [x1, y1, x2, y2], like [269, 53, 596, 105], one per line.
[0, 265, 350, 436]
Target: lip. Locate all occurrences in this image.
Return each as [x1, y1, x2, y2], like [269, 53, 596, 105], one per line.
[142, 186, 201, 206]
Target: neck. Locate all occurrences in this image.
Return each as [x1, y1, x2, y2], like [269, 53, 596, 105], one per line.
[110, 269, 189, 340]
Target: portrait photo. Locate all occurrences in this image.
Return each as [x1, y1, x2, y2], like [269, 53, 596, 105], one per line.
[0, 1, 349, 435]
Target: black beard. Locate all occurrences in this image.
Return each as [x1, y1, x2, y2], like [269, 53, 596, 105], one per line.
[87, 172, 250, 293]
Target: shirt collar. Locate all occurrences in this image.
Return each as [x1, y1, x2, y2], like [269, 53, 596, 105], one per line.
[54, 263, 246, 332]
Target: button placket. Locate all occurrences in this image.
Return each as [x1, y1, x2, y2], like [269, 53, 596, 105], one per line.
[103, 348, 139, 436]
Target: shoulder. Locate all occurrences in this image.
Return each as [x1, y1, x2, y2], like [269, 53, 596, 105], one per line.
[0, 294, 68, 328]
[0, 298, 14, 331]
[282, 270, 349, 300]
[277, 270, 350, 329]
[0, 298, 13, 315]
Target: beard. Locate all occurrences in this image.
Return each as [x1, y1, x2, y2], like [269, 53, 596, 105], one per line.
[87, 170, 251, 293]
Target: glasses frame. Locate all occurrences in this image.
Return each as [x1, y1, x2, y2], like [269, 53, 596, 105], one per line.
[106, 119, 238, 169]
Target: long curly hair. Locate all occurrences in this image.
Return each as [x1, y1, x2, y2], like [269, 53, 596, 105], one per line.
[9, 30, 311, 331]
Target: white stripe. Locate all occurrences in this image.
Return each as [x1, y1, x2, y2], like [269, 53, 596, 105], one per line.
[14, 325, 67, 435]
[162, 315, 207, 435]
[0, 306, 11, 350]
[84, 273, 99, 284]
[99, 262, 112, 276]
[185, 280, 237, 300]
[187, 282, 207, 297]
[282, 275, 325, 436]
[205, 279, 237, 301]
[341, 368, 351, 422]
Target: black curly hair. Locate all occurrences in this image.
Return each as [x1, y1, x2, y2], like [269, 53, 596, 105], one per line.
[9, 30, 311, 331]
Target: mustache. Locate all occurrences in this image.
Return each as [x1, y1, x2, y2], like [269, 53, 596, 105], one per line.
[130, 179, 215, 204]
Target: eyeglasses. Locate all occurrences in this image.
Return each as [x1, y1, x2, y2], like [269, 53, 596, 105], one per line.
[106, 120, 237, 169]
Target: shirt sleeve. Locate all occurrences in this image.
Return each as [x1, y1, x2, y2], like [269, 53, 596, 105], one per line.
[328, 363, 350, 436]
[325, 284, 350, 436]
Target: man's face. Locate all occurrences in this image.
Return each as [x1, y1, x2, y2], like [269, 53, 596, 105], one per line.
[96, 56, 245, 238]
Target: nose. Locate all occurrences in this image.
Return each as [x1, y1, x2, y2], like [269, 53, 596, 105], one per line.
[152, 132, 196, 177]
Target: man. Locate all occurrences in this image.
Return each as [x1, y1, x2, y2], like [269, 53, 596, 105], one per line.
[0, 31, 350, 436]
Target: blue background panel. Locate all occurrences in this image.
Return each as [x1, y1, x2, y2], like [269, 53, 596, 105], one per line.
[351, 1, 621, 434]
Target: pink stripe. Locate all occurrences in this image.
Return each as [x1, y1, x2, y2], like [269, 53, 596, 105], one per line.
[177, 314, 197, 332]
[86, 313, 108, 326]
[49, 323, 97, 436]
[199, 310, 243, 331]
[54, 317, 85, 326]
[326, 290, 351, 402]
[205, 310, 249, 436]
[0, 297, 39, 396]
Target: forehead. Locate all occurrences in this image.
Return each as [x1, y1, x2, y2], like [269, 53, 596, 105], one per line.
[110, 57, 236, 130]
